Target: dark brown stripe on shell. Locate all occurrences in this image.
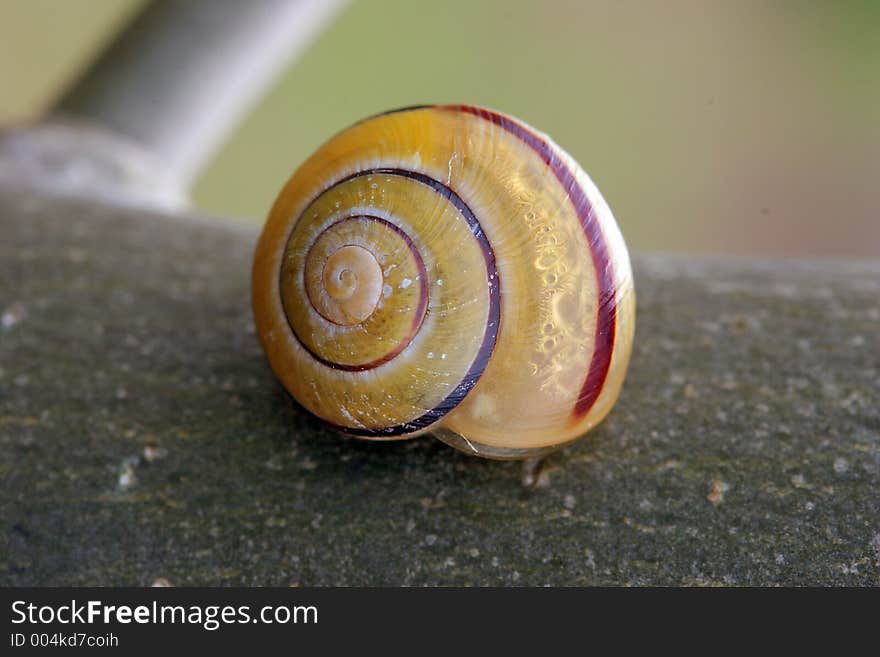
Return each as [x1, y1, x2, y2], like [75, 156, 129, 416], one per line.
[445, 104, 618, 420]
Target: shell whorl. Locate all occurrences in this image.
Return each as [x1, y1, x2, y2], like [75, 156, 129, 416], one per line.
[252, 104, 635, 453]
[278, 168, 500, 436]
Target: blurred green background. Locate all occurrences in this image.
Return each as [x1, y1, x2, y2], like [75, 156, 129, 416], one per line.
[1, 0, 878, 256]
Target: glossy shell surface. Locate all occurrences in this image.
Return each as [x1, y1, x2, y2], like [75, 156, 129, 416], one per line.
[252, 105, 635, 456]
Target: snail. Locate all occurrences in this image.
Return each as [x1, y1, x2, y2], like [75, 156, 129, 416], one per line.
[252, 104, 635, 459]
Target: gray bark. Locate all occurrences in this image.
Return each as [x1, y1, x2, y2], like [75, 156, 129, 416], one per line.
[1, 188, 878, 585]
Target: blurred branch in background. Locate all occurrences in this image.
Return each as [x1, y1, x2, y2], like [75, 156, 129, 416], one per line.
[0, 1, 877, 256]
[0, 0, 349, 209]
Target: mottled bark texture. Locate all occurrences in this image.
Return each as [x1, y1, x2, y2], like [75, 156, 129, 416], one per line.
[1, 188, 878, 585]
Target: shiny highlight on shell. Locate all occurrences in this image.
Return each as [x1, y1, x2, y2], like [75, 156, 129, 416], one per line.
[252, 104, 635, 458]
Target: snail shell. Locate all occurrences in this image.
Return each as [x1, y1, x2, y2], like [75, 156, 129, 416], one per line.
[252, 104, 635, 459]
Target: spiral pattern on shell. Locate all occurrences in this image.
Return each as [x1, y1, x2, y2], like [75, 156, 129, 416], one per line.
[253, 104, 635, 457]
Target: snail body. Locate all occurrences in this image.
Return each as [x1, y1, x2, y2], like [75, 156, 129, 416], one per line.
[252, 104, 635, 458]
